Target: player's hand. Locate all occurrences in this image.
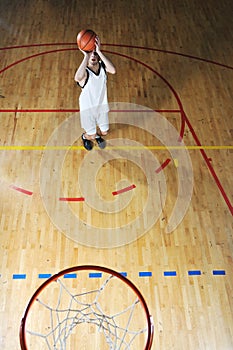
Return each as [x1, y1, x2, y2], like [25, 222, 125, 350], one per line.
[95, 36, 101, 53]
[79, 47, 91, 58]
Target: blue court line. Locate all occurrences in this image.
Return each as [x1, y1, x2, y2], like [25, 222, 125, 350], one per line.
[38, 273, 52, 279]
[188, 270, 201, 276]
[164, 271, 177, 276]
[13, 274, 26, 279]
[89, 273, 102, 278]
[9, 270, 227, 280]
[213, 270, 226, 275]
[139, 271, 152, 277]
[64, 273, 77, 279]
[120, 272, 127, 277]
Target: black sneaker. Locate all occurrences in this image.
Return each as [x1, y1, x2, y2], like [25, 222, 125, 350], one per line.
[82, 134, 93, 151]
[95, 136, 106, 149]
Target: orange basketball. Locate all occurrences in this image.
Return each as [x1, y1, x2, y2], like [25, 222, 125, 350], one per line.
[77, 29, 96, 52]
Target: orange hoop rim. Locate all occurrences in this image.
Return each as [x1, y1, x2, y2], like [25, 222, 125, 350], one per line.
[19, 265, 154, 350]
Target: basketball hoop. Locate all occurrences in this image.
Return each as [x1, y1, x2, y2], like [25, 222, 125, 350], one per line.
[20, 265, 154, 349]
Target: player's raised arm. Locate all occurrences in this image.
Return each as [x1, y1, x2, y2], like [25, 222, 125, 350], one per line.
[95, 36, 116, 74]
[74, 49, 89, 84]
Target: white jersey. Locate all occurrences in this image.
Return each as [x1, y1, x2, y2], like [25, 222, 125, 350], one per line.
[79, 62, 109, 118]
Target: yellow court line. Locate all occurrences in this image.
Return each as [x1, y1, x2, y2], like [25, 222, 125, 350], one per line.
[0, 145, 232, 151]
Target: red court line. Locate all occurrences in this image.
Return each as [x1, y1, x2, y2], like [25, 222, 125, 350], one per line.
[112, 184, 136, 196]
[0, 109, 180, 113]
[110, 109, 180, 113]
[155, 159, 171, 173]
[104, 45, 233, 70]
[0, 48, 76, 75]
[1, 42, 232, 70]
[0, 109, 79, 113]
[182, 114, 233, 216]
[104, 50, 185, 114]
[59, 197, 85, 202]
[178, 110, 186, 141]
[0, 43, 75, 50]
[9, 185, 33, 196]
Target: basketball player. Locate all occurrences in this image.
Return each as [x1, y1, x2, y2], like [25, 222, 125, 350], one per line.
[74, 36, 116, 150]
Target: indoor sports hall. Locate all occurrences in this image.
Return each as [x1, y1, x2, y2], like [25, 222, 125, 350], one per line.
[0, 0, 232, 349]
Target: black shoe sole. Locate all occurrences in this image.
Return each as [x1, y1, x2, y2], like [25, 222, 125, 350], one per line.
[82, 135, 93, 151]
[96, 136, 106, 149]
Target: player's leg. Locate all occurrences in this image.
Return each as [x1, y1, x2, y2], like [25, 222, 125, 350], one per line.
[96, 112, 109, 149]
[80, 113, 96, 151]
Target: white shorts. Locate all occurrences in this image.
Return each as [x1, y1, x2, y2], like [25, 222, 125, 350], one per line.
[80, 112, 109, 135]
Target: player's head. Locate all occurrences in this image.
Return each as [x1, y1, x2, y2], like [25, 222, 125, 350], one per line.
[88, 51, 100, 65]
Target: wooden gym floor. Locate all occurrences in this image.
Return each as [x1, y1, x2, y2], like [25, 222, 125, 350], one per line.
[0, 0, 232, 349]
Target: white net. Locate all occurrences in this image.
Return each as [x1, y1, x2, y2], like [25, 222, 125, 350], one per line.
[22, 269, 152, 349]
